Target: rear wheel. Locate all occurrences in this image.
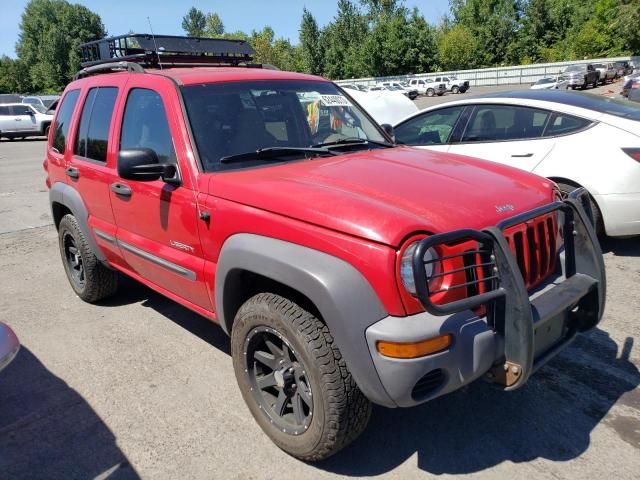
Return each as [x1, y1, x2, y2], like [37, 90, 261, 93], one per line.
[231, 293, 371, 461]
[556, 182, 604, 236]
[58, 214, 118, 302]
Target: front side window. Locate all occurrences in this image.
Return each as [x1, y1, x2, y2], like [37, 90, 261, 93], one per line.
[11, 105, 32, 116]
[0, 106, 10, 115]
[462, 105, 551, 142]
[51, 89, 80, 153]
[181, 80, 388, 172]
[395, 106, 466, 145]
[74, 87, 118, 162]
[120, 88, 177, 164]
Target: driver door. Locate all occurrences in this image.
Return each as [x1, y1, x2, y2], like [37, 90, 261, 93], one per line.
[109, 81, 211, 311]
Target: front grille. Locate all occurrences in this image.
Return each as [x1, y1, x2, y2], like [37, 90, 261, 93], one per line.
[504, 213, 558, 289]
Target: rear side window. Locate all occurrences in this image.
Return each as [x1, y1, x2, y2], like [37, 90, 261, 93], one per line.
[119, 89, 177, 164]
[462, 105, 550, 142]
[543, 113, 592, 137]
[395, 106, 465, 145]
[74, 87, 118, 162]
[51, 89, 80, 153]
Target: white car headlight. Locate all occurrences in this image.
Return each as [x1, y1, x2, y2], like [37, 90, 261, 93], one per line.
[400, 241, 439, 295]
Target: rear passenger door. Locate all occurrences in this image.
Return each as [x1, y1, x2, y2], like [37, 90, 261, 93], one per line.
[67, 81, 125, 266]
[108, 82, 211, 311]
[448, 104, 555, 171]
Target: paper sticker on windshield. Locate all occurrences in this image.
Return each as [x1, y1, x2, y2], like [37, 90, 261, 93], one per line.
[320, 95, 352, 107]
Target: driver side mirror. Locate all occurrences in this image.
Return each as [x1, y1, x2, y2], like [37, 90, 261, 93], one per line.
[380, 123, 395, 143]
[118, 148, 179, 184]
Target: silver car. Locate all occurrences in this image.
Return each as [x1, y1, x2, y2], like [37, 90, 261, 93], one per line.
[593, 63, 616, 84]
[0, 322, 19, 371]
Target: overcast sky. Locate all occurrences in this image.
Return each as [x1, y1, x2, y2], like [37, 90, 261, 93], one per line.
[1, 0, 449, 58]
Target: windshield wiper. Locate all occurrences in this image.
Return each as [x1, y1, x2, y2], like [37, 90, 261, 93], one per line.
[312, 137, 394, 148]
[220, 146, 336, 164]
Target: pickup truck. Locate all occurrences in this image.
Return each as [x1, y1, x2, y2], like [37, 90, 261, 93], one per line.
[433, 75, 470, 94]
[408, 78, 446, 96]
[0, 103, 53, 140]
[562, 64, 600, 90]
[45, 34, 606, 462]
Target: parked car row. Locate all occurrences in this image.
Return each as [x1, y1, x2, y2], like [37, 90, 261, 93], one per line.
[342, 75, 470, 100]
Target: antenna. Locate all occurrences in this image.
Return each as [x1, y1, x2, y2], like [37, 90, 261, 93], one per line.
[147, 17, 163, 69]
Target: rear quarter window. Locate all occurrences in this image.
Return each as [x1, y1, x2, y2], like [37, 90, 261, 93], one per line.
[51, 90, 80, 153]
[543, 113, 592, 137]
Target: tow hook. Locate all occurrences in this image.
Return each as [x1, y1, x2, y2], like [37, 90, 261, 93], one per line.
[485, 361, 523, 387]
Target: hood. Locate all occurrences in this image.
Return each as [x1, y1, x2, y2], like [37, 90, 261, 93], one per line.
[208, 147, 555, 247]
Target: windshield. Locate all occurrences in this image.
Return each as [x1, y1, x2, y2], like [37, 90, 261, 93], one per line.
[536, 78, 554, 84]
[181, 80, 388, 172]
[565, 65, 583, 72]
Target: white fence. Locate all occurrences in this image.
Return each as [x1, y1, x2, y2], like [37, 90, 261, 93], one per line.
[335, 56, 640, 88]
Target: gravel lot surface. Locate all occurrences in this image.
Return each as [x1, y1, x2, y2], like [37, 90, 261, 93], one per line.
[0, 108, 638, 479]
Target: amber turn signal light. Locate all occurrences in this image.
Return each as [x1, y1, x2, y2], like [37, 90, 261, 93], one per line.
[376, 334, 453, 359]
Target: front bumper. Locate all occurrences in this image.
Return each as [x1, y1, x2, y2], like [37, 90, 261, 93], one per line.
[567, 77, 585, 86]
[0, 322, 20, 372]
[364, 191, 605, 407]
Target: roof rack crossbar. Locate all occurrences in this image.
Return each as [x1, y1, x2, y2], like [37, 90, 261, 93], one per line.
[73, 61, 144, 80]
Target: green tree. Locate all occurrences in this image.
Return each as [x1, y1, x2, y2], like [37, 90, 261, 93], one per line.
[615, 0, 640, 55]
[450, 0, 521, 66]
[299, 8, 324, 75]
[16, 0, 105, 92]
[437, 24, 478, 70]
[322, 0, 369, 79]
[0, 56, 30, 93]
[204, 12, 225, 37]
[182, 7, 206, 37]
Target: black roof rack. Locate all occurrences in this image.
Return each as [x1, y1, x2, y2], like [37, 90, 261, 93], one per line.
[77, 33, 255, 71]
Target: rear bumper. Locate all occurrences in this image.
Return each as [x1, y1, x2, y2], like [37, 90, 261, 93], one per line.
[362, 191, 605, 407]
[594, 192, 640, 237]
[0, 322, 20, 372]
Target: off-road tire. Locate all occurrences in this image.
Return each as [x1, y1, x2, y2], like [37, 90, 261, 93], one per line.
[43, 124, 51, 137]
[231, 293, 371, 461]
[426, 88, 435, 97]
[58, 214, 118, 302]
[556, 182, 604, 236]
[451, 85, 459, 94]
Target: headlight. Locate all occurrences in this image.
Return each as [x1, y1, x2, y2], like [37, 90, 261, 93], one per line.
[400, 241, 439, 295]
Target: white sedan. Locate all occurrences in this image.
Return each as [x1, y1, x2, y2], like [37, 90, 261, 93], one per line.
[393, 90, 640, 237]
[530, 76, 569, 90]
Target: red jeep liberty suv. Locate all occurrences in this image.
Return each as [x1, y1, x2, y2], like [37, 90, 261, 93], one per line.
[44, 35, 606, 461]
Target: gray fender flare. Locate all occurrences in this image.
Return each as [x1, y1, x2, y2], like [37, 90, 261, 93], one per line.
[49, 182, 107, 262]
[215, 233, 395, 407]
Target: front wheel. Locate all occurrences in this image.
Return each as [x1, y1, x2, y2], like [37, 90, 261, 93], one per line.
[231, 293, 371, 461]
[426, 88, 435, 97]
[451, 85, 459, 94]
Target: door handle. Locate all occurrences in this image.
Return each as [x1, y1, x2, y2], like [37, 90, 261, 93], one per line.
[111, 182, 132, 197]
[511, 153, 534, 158]
[65, 167, 79, 179]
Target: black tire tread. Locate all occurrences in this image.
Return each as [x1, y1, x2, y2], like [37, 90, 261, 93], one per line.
[233, 293, 371, 461]
[556, 182, 604, 236]
[58, 214, 118, 302]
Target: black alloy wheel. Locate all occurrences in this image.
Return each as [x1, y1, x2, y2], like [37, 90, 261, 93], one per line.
[244, 326, 313, 435]
[63, 231, 86, 290]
